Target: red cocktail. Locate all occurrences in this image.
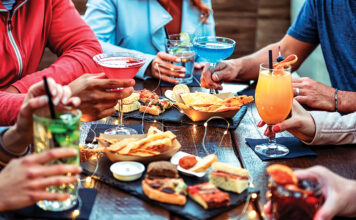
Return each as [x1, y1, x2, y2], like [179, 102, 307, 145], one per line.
[93, 52, 145, 135]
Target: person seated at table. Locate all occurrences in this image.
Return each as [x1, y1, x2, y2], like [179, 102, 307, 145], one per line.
[0, 0, 134, 125]
[200, 0, 356, 113]
[84, 0, 215, 84]
[264, 165, 356, 220]
[0, 79, 82, 211]
[258, 100, 356, 145]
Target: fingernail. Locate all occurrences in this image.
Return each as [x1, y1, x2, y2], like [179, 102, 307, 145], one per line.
[179, 74, 185, 78]
[273, 125, 281, 132]
[72, 98, 80, 106]
[51, 89, 56, 96]
[175, 80, 179, 84]
[53, 97, 60, 105]
[213, 73, 219, 81]
[257, 121, 264, 127]
[62, 97, 68, 105]
[39, 96, 48, 105]
[71, 149, 78, 154]
[176, 58, 181, 62]
[181, 68, 186, 72]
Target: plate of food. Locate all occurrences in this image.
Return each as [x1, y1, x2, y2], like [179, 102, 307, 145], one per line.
[170, 152, 218, 178]
[166, 84, 254, 121]
[96, 126, 181, 163]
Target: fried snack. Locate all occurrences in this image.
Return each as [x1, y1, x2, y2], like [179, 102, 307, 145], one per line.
[147, 126, 163, 136]
[266, 164, 298, 185]
[181, 92, 223, 107]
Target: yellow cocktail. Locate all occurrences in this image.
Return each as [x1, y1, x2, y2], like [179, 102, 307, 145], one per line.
[254, 63, 292, 157]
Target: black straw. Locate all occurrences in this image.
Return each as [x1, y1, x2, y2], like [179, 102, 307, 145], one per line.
[268, 50, 273, 70]
[43, 76, 56, 119]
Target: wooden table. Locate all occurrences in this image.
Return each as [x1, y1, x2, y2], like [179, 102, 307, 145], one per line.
[1, 78, 355, 220]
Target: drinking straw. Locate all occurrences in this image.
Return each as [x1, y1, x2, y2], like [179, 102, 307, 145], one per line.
[43, 76, 56, 119]
[269, 50, 273, 70]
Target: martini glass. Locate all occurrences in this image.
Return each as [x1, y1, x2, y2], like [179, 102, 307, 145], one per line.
[193, 36, 236, 93]
[93, 52, 145, 135]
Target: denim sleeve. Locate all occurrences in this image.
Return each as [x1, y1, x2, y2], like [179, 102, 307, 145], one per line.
[287, 0, 319, 44]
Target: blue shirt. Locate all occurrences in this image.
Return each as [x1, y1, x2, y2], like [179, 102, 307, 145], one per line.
[287, 0, 356, 91]
[1, 0, 16, 10]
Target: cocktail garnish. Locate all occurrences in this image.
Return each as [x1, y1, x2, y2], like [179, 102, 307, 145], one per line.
[266, 164, 298, 185]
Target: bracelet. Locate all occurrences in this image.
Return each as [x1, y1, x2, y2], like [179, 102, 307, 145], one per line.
[334, 88, 338, 112]
[0, 128, 31, 158]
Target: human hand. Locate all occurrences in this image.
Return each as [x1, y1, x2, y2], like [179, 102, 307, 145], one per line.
[200, 60, 239, 90]
[68, 73, 134, 121]
[264, 166, 356, 220]
[293, 77, 335, 111]
[257, 100, 316, 142]
[0, 148, 82, 211]
[4, 78, 80, 151]
[149, 52, 186, 84]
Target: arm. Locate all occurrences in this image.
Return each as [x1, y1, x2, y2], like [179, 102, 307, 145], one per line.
[84, 0, 154, 79]
[307, 111, 356, 145]
[11, 0, 102, 93]
[0, 92, 25, 125]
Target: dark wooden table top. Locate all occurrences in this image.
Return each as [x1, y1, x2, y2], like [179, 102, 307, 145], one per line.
[1, 78, 355, 220]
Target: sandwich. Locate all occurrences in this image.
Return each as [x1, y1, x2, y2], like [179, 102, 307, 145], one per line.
[115, 92, 141, 113]
[209, 162, 249, 194]
[142, 161, 187, 205]
[189, 154, 218, 173]
[187, 182, 230, 210]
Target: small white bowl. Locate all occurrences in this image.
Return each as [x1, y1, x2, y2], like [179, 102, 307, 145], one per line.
[110, 161, 145, 182]
[170, 151, 206, 178]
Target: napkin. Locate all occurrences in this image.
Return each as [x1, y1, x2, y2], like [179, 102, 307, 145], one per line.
[245, 137, 317, 161]
[11, 188, 97, 220]
[85, 123, 143, 143]
[160, 74, 201, 87]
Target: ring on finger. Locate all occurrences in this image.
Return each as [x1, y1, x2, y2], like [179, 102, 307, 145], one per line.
[296, 88, 300, 96]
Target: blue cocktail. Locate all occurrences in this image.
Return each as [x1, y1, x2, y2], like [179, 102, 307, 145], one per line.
[193, 36, 236, 93]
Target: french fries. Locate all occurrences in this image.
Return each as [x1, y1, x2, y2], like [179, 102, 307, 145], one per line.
[97, 127, 177, 157]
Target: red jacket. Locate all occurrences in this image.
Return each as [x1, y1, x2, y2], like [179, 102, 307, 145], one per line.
[0, 0, 102, 125]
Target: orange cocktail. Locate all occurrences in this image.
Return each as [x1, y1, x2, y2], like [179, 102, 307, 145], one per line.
[255, 66, 293, 124]
[254, 63, 292, 158]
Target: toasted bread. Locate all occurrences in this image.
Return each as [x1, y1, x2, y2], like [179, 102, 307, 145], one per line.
[122, 92, 140, 105]
[190, 154, 218, 172]
[142, 179, 186, 205]
[139, 105, 161, 116]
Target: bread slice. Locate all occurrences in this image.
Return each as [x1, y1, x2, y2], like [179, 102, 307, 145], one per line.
[190, 154, 218, 172]
[117, 101, 141, 113]
[142, 179, 186, 205]
[122, 92, 140, 105]
[139, 105, 161, 116]
[187, 182, 230, 209]
[210, 162, 249, 194]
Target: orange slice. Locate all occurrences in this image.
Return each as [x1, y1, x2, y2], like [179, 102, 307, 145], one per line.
[274, 54, 298, 69]
[266, 164, 298, 185]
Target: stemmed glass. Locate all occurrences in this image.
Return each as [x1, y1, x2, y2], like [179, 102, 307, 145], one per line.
[193, 36, 236, 93]
[93, 52, 145, 135]
[254, 63, 293, 157]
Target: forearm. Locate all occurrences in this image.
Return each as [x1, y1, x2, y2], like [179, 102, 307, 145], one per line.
[338, 90, 356, 113]
[0, 92, 25, 126]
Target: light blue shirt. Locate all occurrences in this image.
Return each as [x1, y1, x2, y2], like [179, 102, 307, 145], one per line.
[84, 0, 216, 79]
[1, 0, 16, 10]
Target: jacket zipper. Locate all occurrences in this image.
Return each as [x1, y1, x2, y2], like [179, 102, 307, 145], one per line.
[5, 0, 28, 80]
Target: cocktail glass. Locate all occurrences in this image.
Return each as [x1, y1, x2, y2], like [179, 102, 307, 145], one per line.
[193, 36, 236, 93]
[166, 34, 195, 84]
[33, 108, 81, 211]
[269, 177, 323, 220]
[254, 63, 293, 157]
[93, 52, 145, 135]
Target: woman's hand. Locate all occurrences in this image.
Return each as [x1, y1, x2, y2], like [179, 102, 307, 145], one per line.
[149, 52, 186, 84]
[2, 78, 80, 153]
[0, 148, 82, 211]
[257, 100, 316, 142]
[264, 166, 356, 220]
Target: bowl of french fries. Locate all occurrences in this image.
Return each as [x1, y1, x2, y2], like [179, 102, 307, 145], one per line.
[172, 86, 254, 121]
[96, 127, 181, 163]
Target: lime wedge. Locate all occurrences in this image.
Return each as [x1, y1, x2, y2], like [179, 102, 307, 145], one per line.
[180, 32, 191, 46]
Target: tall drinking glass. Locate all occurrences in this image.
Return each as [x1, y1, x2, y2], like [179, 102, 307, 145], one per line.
[166, 34, 195, 84]
[254, 63, 293, 157]
[193, 36, 236, 93]
[93, 52, 145, 135]
[33, 108, 81, 211]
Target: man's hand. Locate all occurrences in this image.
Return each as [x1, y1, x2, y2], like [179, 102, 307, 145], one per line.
[200, 60, 239, 90]
[68, 73, 134, 121]
[149, 52, 186, 84]
[0, 148, 82, 211]
[293, 77, 335, 111]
